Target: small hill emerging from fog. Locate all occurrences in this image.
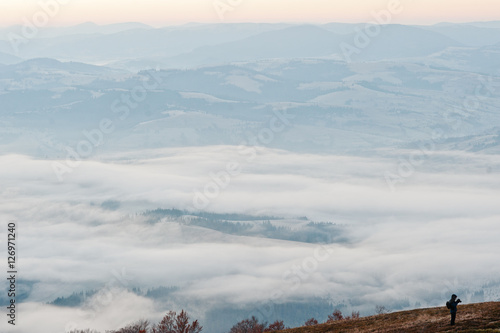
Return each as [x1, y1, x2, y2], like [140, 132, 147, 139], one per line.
[279, 302, 500, 333]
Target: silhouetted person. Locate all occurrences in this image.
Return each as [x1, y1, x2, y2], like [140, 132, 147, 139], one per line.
[447, 294, 462, 325]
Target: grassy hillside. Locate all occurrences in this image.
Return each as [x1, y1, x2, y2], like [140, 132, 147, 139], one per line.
[279, 302, 500, 333]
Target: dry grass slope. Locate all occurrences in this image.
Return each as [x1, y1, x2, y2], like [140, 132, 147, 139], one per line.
[278, 302, 500, 333]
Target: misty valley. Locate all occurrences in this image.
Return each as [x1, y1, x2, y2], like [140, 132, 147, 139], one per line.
[0, 21, 499, 332]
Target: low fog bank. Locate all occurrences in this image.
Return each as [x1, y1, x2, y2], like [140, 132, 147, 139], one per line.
[1, 146, 499, 332]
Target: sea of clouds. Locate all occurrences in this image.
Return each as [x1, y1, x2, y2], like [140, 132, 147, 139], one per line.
[1, 146, 499, 332]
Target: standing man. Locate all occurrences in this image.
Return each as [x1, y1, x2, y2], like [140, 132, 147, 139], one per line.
[447, 294, 462, 325]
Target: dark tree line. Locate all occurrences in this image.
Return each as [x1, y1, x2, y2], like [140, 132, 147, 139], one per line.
[143, 208, 344, 244]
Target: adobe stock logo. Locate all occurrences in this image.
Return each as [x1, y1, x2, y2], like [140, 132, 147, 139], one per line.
[7, 0, 71, 53]
[213, 0, 243, 21]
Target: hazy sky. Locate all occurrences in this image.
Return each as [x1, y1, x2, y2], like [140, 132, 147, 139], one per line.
[1, 0, 500, 27]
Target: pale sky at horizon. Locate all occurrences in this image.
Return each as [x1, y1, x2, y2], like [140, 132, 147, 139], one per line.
[1, 0, 500, 27]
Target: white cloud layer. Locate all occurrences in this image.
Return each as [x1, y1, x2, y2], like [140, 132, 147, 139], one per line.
[0, 146, 499, 332]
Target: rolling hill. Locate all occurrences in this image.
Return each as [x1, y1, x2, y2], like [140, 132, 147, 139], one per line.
[0, 51, 22, 65]
[278, 302, 500, 333]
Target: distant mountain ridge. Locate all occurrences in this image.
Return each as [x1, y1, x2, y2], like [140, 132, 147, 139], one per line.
[0, 51, 21, 65]
[0, 21, 498, 69]
[0, 57, 125, 75]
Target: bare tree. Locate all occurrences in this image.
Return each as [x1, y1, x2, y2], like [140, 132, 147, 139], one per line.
[228, 316, 267, 333]
[375, 305, 387, 315]
[326, 309, 343, 322]
[106, 319, 149, 333]
[304, 318, 318, 326]
[264, 320, 286, 332]
[152, 310, 202, 333]
[152, 311, 175, 333]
